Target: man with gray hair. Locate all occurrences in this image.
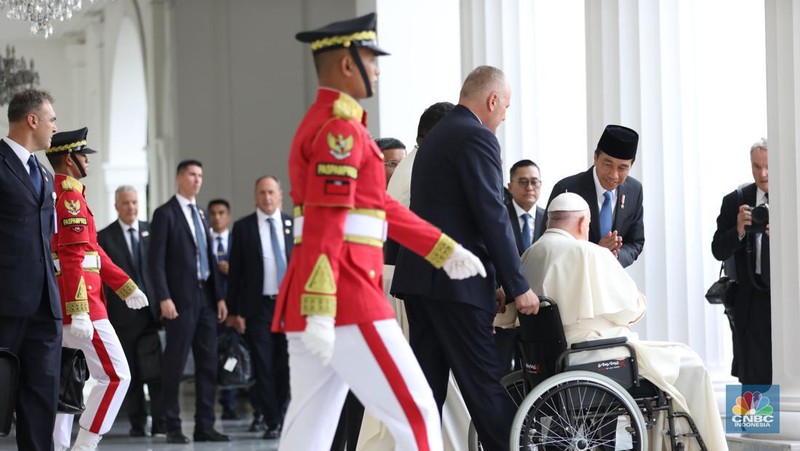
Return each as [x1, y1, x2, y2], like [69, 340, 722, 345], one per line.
[712, 138, 771, 385]
[393, 66, 540, 451]
[98, 185, 163, 437]
[523, 193, 727, 450]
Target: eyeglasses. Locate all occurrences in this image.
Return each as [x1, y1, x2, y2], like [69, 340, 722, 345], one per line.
[515, 178, 542, 188]
[385, 160, 401, 168]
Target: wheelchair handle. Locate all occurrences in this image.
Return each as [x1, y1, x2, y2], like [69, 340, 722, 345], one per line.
[538, 295, 556, 307]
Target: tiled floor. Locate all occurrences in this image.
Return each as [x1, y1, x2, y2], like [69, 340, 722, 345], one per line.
[0, 384, 280, 450]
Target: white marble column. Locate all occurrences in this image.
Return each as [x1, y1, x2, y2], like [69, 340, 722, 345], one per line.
[763, 0, 800, 440]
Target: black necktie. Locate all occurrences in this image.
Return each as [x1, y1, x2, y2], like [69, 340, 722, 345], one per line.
[128, 227, 143, 283]
[28, 155, 43, 201]
[216, 236, 227, 261]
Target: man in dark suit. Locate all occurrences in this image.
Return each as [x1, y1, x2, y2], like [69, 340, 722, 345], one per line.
[0, 89, 62, 451]
[495, 159, 547, 372]
[505, 159, 546, 254]
[392, 66, 540, 451]
[206, 198, 239, 421]
[712, 139, 771, 385]
[98, 185, 163, 437]
[227, 175, 291, 439]
[546, 125, 644, 268]
[148, 159, 230, 443]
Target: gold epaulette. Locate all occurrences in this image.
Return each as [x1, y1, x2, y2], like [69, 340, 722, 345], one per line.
[425, 233, 457, 268]
[116, 279, 138, 299]
[333, 92, 364, 122]
[61, 176, 83, 191]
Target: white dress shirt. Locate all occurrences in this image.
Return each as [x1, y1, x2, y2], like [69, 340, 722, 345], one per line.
[511, 200, 536, 244]
[118, 218, 141, 256]
[257, 209, 286, 296]
[175, 193, 207, 279]
[592, 167, 617, 217]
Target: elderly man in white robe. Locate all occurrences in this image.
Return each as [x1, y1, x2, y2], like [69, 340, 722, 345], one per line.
[521, 192, 727, 451]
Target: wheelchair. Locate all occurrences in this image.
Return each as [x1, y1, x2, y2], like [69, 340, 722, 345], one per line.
[468, 298, 707, 451]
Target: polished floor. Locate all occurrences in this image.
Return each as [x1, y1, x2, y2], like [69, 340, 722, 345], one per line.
[0, 385, 280, 451]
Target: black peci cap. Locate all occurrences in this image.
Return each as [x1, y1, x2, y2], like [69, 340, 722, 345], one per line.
[296, 12, 389, 56]
[47, 127, 97, 155]
[596, 125, 638, 160]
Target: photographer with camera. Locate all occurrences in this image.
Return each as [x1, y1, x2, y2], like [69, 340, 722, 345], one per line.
[711, 138, 771, 385]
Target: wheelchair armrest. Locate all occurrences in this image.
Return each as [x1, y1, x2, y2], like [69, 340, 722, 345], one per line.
[555, 338, 641, 387]
[570, 336, 628, 350]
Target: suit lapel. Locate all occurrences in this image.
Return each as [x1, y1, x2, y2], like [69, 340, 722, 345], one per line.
[581, 169, 602, 240]
[281, 212, 293, 260]
[0, 141, 40, 201]
[613, 182, 628, 231]
[169, 197, 196, 246]
[112, 221, 136, 269]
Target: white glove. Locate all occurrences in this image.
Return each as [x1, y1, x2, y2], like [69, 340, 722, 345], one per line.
[301, 315, 335, 365]
[442, 245, 487, 280]
[70, 312, 94, 340]
[124, 288, 149, 310]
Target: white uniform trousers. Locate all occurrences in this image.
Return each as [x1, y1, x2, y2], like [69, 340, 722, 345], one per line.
[280, 319, 443, 451]
[53, 319, 131, 448]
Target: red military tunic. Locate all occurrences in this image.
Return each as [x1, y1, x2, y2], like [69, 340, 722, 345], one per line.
[273, 88, 456, 333]
[52, 174, 138, 323]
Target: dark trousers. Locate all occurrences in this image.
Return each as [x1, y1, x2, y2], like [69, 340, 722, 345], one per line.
[735, 289, 772, 385]
[330, 391, 364, 451]
[405, 296, 514, 451]
[0, 290, 62, 451]
[157, 284, 219, 432]
[115, 315, 162, 429]
[246, 296, 290, 428]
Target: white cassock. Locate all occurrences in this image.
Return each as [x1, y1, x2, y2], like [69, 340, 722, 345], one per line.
[356, 147, 470, 451]
[521, 228, 728, 451]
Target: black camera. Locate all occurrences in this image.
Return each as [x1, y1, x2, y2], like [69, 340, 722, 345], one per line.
[746, 204, 769, 234]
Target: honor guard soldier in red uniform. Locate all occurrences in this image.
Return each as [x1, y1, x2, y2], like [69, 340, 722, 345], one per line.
[273, 13, 486, 451]
[46, 127, 149, 451]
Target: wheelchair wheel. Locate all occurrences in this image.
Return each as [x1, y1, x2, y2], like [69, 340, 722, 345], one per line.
[468, 370, 526, 451]
[510, 370, 647, 451]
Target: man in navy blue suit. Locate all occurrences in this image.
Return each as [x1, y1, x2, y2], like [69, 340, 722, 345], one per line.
[546, 125, 644, 268]
[392, 66, 540, 451]
[0, 89, 62, 451]
[148, 160, 230, 443]
[227, 175, 292, 440]
[98, 185, 163, 437]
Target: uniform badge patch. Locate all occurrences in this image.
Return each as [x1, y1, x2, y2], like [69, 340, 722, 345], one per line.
[327, 133, 354, 160]
[324, 180, 351, 196]
[64, 199, 81, 215]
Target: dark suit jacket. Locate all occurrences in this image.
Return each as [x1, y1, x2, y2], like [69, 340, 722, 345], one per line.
[711, 183, 769, 330]
[547, 167, 645, 267]
[392, 105, 530, 312]
[148, 196, 223, 310]
[505, 197, 545, 256]
[227, 212, 293, 319]
[98, 220, 160, 329]
[0, 141, 60, 318]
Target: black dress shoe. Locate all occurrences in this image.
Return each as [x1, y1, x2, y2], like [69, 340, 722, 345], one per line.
[263, 425, 281, 439]
[249, 414, 265, 432]
[151, 420, 166, 436]
[221, 407, 241, 420]
[194, 429, 231, 442]
[166, 430, 190, 444]
[129, 425, 146, 437]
